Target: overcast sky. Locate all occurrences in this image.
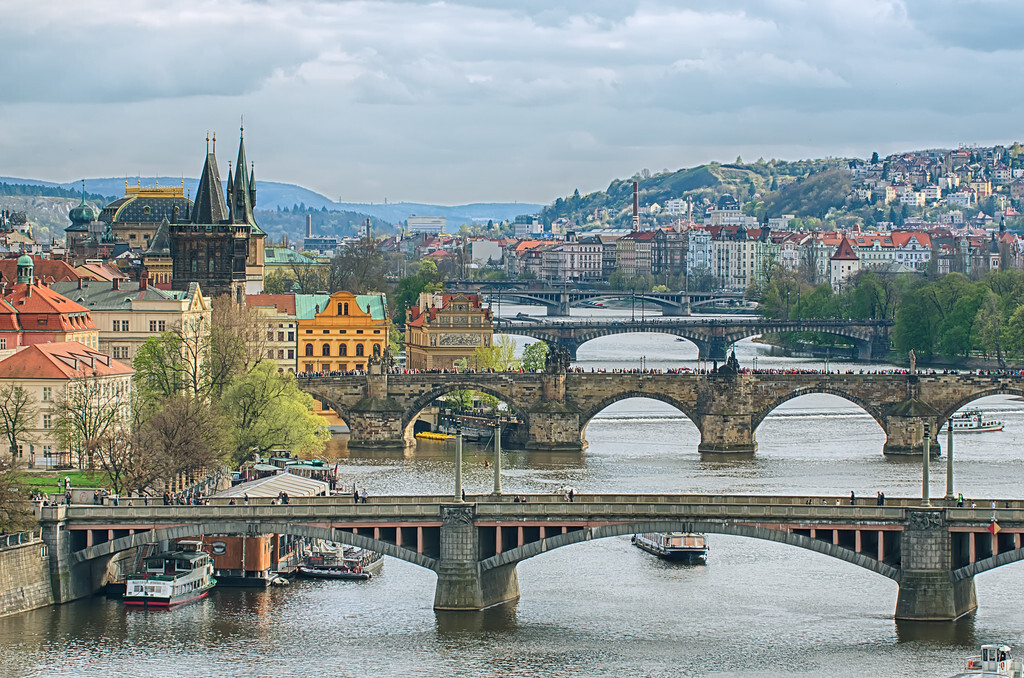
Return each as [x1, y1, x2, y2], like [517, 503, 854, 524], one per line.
[3, 0, 1023, 205]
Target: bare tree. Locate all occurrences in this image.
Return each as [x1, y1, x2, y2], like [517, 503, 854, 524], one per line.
[290, 259, 328, 294]
[52, 371, 127, 470]
[0, 463, 33, 530]
[138, 395, 229, 484]
[207, 296, 268, 397]
[0, 384, 36, 467]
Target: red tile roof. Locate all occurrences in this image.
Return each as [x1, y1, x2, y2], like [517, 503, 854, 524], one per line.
[0, 257, 80, 285]
[831, 236, 859, 261]
[0, 341, 133, 380]
[3, 283, 96, 333]
[246, 294, 297, 315]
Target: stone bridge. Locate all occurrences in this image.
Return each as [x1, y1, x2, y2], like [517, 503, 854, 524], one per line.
[468, 287, 747, 317]
[299, 368, 1021, 455]
[38, 495, 1024, 619]
[495, 318, 892, 361]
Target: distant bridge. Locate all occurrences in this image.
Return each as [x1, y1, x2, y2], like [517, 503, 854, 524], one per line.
[495, 317, 892, 361]
[453, 283, 748, 317]
[41, 495, 1024, 619]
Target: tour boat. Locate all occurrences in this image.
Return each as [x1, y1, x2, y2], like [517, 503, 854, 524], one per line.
[123, 540, 216, 607]
[954, 644, 1022, 677]
[632, 532, 708, 562]
[296, 545, 384, 580]
[944, 409, 1004, 433]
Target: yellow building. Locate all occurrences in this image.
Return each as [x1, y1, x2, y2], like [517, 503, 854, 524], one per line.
[405, 292, 493, 370]
[298, 292, 389, 374]
[246, 293, 330, 374]
[297, 291, 388, 430]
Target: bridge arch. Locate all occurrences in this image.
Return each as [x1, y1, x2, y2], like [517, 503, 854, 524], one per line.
[71, 521, 438, 571]
[579, 392, 700, 440]
[751, 386, 886, 432]
[400, 382, 531, 436]
[936, 387, 1024, 423]
[479, 519, 899, 581]
[953, 548, 1024, 582]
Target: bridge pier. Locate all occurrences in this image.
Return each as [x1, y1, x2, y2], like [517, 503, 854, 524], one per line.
[39, 507, 115, 603]
[526, 373, 586, 452]
[895, 509, 977, 621]
[881, 404, 941, 456]
[434, 505, 520, 610]
[696, 414, 757, 454]
[346, 368, 414, 451]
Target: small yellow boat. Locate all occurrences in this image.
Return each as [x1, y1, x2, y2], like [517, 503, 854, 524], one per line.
[415, 431, 456, 441]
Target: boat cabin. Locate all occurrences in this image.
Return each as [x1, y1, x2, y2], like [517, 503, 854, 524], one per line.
[966, 644, 1021, 676]
[144, 540, 210, 579]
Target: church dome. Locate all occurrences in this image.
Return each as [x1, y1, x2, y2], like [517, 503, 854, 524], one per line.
[68, 199, 100, 226]
[16, 254, 32, 267]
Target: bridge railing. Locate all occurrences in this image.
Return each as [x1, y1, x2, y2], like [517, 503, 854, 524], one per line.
[56, 494, 1024, 525]
[0, 530, 39, 549]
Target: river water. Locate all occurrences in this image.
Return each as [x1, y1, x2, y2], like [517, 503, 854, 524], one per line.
[2, 305, 1023, 677]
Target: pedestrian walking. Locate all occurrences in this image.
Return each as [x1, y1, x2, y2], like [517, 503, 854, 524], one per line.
[850, 490, 855, 506]
[360, 489, 368, 504]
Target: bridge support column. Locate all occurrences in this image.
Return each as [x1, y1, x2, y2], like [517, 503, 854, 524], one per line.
[346, 368, 413, 451]
[881, 408, 940, 456]
[895, 509, 977, 621]
[659, 301, 690, 317]
[39, 509, 113, 603]
[548, 294, 571, 317]
[697, 414, 757, 454]
[434, 505, 520, 611]
[525, 373, 586, 452]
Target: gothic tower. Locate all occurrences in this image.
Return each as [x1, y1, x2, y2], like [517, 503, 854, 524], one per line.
[169, 131, 251, 302]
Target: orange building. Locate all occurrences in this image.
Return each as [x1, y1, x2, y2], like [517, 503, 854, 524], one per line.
[297, 291, 389, 430]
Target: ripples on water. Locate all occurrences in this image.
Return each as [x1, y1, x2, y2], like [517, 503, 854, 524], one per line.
[2, 312, 1024, 677]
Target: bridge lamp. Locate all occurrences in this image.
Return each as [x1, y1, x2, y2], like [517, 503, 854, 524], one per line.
[921, 422, 931, 507]
[455, 428, 464, 503]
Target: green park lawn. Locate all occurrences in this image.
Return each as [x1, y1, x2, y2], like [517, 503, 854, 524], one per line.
[17, 470, 111, 495]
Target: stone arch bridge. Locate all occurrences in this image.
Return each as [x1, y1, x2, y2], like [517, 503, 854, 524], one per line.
[39, 496, 1024, 619]
[475, 288, 747, 317]
[495, 318, 892, 361]
[299, 369, 1022, 455]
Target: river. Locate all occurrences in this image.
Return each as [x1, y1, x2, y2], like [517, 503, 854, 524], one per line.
[1, 305, 1022, 677]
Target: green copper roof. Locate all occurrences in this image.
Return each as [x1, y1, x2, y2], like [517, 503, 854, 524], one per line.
[356, 293, 387, 320]
[295, 294, 331, 320]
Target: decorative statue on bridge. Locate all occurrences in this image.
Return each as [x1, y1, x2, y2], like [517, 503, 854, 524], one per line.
[545, 345, 572, 373]
[714, 350, 741, 376]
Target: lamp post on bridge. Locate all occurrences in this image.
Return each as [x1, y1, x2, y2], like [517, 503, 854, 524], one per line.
[945, 418, 954, 502]
[922, 422, 931, 507]
[492, 421, 502, 495]
[455, 428, 465, 503]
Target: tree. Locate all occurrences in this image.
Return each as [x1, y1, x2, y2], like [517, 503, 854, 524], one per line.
[0, 384, 36, 466]
[208, 296, 268, 398]
[136, 395, 231, 490]
[262, 271, 294, 295]
[521, 341, 549, 372]
[0, 464, 32, 531]
[473, 335, 520, 372]
[870, 151, 880, 164]
[52, 372, 127, 470]
[391, 261, 445, 324]
[221, 362, 329, 463]
[974, 290, 1006, 365]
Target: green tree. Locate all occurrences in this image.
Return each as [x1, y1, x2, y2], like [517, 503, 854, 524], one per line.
[473, 335, 520, 371]
[221, 362, 330, 463]
[391, 260, 445, 324]
[521, 341, 549, 372]
[262, 271, 294, 294]
[974, 290, 1006, 364]
[1002, 304, 1024, 361]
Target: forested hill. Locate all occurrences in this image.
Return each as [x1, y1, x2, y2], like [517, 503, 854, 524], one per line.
[540, 157, 852, 228]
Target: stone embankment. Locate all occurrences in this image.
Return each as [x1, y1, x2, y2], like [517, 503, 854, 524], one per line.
[0, 532, 54, 618]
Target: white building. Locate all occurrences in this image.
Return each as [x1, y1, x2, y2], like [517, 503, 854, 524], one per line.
[407, 216, 446, 235]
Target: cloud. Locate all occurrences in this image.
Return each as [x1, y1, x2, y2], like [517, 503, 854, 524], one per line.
[1, 0, 1024, 204]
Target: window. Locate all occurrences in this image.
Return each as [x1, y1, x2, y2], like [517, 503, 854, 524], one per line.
[343, 303, 349, 315]
[304, 363, 313, 372]
[42, 387, 51, 402]
[113, 346, 129, 359]
[267, 349, 274, 359]
[150, 321, 158, 332]
[267, 331, 274, 341]
[0, 339, 5, 350]
[42, 414, 51, 429]
[305, 329, 313, 334]
[208, 258, 214, 272]
[322, 344, 331, 357]
[304, 344, 313, 357]
[158, 321, 165, 332]
[277, 350, 284, 360]
[356, 330, 364, 334]
[339, 344, 347, 356]
[355, 344, 364, 357]
[277, 332, 285, 342]
[287, 349, 294, 359]
[287, 332, 294, 341]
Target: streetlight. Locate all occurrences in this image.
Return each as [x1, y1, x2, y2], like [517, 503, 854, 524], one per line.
[922, 422, 931, 507]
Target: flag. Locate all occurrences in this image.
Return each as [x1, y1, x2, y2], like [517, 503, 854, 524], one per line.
[988, 520, 1001, 535]
[333, 464, 339, 476]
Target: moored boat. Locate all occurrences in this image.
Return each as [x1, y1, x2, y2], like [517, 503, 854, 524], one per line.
[632, 532, 708, 562]
[952, 644, 1022, 677]
[944, 409, 1004, 433]
[123, 540, 216, 607]
[415, 431, 456, 441]
[297, 545, 384, 580]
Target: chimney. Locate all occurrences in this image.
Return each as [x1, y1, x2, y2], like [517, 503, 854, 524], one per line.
[140, 271, 148, 291]
[632, 181, 639, 231]
[77, 278, 83, 290]
[112, 277, 120, 291]
[306, 214, 312, 239]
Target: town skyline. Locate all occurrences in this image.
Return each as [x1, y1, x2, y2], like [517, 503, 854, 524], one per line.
[5, 0, 1024, 205]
